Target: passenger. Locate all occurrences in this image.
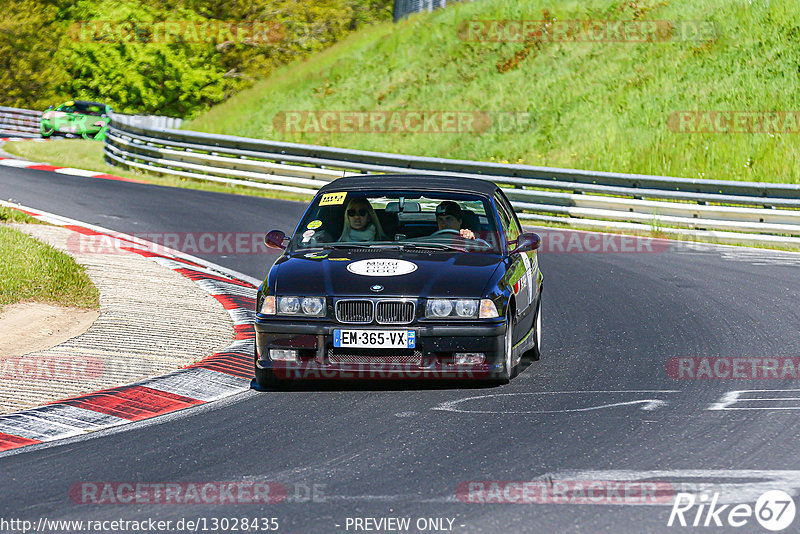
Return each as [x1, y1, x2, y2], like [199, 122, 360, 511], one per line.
[435, 201, 476, 239]
[339, 198, 387, 242]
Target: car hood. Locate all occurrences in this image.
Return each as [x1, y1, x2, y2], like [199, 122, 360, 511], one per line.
[271, 248, 503, 298]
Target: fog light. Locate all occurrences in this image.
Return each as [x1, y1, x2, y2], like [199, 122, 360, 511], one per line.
[270, 349, 298, 361]
[454, 353, 486, 365]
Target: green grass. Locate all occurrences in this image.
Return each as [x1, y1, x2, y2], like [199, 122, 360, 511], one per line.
[3, 140, 312, 202]
[186, 0, 800, 184]
[0, 206, 44, 225]
[0, 225, 100, 311]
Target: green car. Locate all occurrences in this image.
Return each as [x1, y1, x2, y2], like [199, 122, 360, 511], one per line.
[41, 100, 112, 140]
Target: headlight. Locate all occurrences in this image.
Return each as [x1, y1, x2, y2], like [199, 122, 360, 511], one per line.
[272, 296, 326, 317]
[301, 297, 325, 316]
[427, 299, 454, 318]
[425, 298, 498, 319]
[278, 296, 301, 314]
[455, 299, 478, 317]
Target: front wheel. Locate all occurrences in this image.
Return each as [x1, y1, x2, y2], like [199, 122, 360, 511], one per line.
[499, 310, 517, 383]
[530, 297, 542, 361]
[40, 124, 54, 138]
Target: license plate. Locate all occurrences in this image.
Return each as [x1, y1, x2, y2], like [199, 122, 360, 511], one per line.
[333, 329, 415, 349]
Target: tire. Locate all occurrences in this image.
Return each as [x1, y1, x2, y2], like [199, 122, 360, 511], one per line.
[40, 124, 54, 138]
[499, 309, 517, 383]
[530, 296, 542, 361]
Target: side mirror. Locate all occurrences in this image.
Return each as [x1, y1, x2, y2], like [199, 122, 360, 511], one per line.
[264, 229, 287, 250]
[510, 233, 541, 254]
[46, 105, 54, 111]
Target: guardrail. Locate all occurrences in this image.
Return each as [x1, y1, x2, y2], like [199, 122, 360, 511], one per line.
[105, 114, 800, 247]
[118, 114, 183, 130]
[0, 106, 42, 137]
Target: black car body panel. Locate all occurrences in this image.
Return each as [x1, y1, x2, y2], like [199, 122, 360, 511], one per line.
[270, 249, 504, 299]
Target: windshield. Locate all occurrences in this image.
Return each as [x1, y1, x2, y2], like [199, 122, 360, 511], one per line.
[289, 190, 502, 253]
[58, 102, 105, 116]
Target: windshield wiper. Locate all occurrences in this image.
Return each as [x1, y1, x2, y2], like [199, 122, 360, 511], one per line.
[321, 243, 403, 250]
[398, 242, 464, 251]
[308, 242, 469, 252]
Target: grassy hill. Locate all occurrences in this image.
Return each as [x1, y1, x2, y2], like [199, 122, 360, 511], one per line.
[186, 0, 800, 184]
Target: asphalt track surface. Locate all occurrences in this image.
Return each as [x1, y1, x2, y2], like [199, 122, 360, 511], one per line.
[2, 164, 800, 533]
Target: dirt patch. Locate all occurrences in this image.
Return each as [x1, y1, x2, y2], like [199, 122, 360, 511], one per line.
[0, 302, 99, 358]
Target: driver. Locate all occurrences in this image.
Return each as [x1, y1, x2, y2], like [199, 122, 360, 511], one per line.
[435, 201, 476, 239]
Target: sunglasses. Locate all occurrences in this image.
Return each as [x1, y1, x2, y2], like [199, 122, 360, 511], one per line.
[347, 208, 368, 217]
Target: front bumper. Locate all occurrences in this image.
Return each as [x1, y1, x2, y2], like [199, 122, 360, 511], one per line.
[255, 319, 506, 380]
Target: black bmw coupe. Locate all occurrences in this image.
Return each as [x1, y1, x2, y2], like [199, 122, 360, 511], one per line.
[255, 175, 543, 386]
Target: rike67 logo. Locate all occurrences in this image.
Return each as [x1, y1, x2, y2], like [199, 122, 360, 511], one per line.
[668, 490, 796, 531]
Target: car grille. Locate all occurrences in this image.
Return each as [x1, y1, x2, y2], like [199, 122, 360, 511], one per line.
[328, 348, 422, 366]
[376, 300, 415, 324]
[336, 300, 373, 323]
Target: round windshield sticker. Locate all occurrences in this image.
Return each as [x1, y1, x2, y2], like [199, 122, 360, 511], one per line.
[346, 259, 418, 277]
[307, 220, 322, 229]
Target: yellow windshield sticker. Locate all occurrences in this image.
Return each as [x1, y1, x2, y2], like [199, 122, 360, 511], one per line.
[64, 100, 74, 106]
[319, 192, 347, 206]
[307, 220, 322, 229]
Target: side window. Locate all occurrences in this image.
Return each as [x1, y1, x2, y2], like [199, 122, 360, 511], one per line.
[494, 193, 520, 249]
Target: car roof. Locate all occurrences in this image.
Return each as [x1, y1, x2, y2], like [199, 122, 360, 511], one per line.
[318, 174, 500, 196]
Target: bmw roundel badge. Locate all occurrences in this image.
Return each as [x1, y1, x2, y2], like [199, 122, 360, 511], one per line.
[370, 284, 384, 292]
